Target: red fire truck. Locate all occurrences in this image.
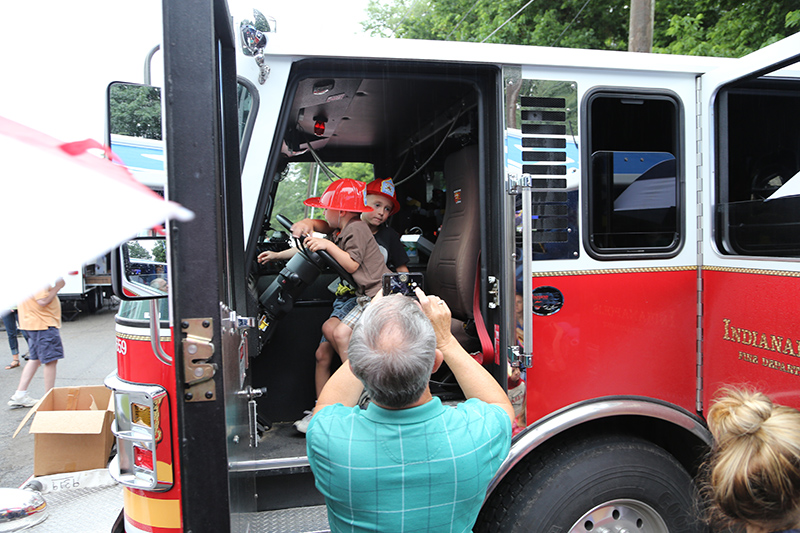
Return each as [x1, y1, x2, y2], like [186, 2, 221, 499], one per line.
[105, 1, 800, 531]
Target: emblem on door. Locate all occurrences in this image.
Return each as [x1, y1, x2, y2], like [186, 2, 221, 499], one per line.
[532, 286, 564, 316]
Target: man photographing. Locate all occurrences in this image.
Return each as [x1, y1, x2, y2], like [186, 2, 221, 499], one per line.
[306, 289, 513, 532]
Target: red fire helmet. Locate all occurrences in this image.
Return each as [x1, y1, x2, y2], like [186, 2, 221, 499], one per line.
[304, 178, 373, 213]
[365, 178, 400, 216]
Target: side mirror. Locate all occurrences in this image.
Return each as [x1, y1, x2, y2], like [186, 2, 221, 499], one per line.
[107, 82, 165, 191]
[112, 237, 168, 300]
[107, 82, 169, 301]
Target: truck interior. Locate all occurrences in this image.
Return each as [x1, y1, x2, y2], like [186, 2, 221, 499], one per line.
[248, 60, 502, 470]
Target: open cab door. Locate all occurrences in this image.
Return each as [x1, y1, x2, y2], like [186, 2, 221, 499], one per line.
[699, 33, 800, 412]
[162, 0, 260, 531]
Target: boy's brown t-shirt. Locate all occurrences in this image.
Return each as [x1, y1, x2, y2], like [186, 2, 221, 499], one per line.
[334, 219, 390, 297]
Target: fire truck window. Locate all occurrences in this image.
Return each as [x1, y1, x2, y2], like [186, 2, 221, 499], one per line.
[715, 86, 800, 257]
[586, 94, 681, 257]
[117, 298, 170, 323]
[237, 81, 257, 163]
[268, 162, 374, 228]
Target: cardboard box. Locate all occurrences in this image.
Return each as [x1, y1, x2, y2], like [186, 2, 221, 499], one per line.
[14, 386, 115, 476]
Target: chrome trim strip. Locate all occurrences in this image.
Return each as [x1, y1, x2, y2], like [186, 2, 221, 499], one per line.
[229, 456, 310, 473]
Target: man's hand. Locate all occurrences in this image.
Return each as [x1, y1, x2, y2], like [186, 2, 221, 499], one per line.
[414, 288, 457, 352]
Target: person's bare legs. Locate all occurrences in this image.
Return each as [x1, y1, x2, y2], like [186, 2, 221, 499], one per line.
[322, 317, 344, 355]
[43, 361, 58, 392]
[310, 317, 346, 402]
[332, 322, 353, 362]
[315, 342, 336, 397]
[16, 359, 41, 392]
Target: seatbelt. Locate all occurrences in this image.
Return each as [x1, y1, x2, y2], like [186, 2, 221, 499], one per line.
[472, 253, 497, 365]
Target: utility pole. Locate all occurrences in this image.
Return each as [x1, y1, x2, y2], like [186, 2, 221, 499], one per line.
[628, 0, 654, 52]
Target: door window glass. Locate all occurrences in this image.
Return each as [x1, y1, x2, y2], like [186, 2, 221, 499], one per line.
[586, 93, 682, 257]
[715, 84, 800, 257]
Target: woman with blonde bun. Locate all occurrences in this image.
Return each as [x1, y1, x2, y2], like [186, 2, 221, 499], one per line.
[704, 387, 800, 533]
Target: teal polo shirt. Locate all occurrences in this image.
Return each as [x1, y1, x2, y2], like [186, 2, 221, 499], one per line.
[307, 397, 511, 533]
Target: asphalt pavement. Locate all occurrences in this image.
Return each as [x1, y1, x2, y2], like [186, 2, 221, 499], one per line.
[0, 303, 118, 489]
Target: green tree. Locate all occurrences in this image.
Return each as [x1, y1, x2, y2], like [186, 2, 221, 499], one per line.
[109, 84, 162, 139]
[655, 1, 800, 57]
[363, 0, 799, 57]
[127, 241, 152, 260]
[152, 240, 167, 263]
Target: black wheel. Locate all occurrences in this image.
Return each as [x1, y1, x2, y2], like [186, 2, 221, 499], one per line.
[475, 435, 704, 533]
[88, 287, 102, 313]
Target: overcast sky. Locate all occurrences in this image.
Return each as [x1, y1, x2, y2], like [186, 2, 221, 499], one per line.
[0, 0, 371, 143]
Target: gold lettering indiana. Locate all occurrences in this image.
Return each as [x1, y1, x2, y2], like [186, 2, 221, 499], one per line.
[723, 318, 800, 357]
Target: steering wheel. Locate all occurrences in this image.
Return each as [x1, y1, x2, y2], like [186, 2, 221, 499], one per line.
[276, 213, 307, 253]
[275, 214, 357, 287]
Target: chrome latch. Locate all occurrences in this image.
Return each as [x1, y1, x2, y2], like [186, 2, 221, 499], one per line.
[237, 386, 267, 448]
[236, 386, 267, 401]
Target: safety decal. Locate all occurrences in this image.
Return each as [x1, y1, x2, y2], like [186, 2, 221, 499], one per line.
[454, 188, 462, 205]
[381, 178, 395, 197]
[494, 324, 500, 363]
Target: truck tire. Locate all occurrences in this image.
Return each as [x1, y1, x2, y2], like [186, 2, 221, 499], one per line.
[475, 434, 705, 533]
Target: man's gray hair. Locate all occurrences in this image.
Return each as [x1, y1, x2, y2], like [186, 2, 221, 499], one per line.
[348, 295, 437, 408]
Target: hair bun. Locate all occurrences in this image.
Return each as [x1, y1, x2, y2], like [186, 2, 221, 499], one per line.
[710, 388, 773, 439]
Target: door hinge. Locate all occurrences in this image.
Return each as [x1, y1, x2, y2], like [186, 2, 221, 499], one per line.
[487, 275, 499, 309]
[181, 318, 216, 402]
[507, 172, 529, 194]
[508, 345, 532, 370]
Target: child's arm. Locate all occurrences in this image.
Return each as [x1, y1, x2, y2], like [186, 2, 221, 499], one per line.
[257, 248, 298, 264]
[36, 279, 65, 307]
[291, 218, 333, 238]
[303, 237, 359, 274]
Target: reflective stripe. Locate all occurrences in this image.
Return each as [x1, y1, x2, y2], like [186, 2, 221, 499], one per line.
[123, 488, 181, 530]
[124, 515, 152, 533]
[125, 514, 182, 533]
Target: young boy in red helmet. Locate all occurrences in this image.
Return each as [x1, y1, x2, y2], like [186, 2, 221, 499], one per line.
[312, 178, 409, 409]
[362, 178, 409, 273]
[258, 178, 390, 432]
